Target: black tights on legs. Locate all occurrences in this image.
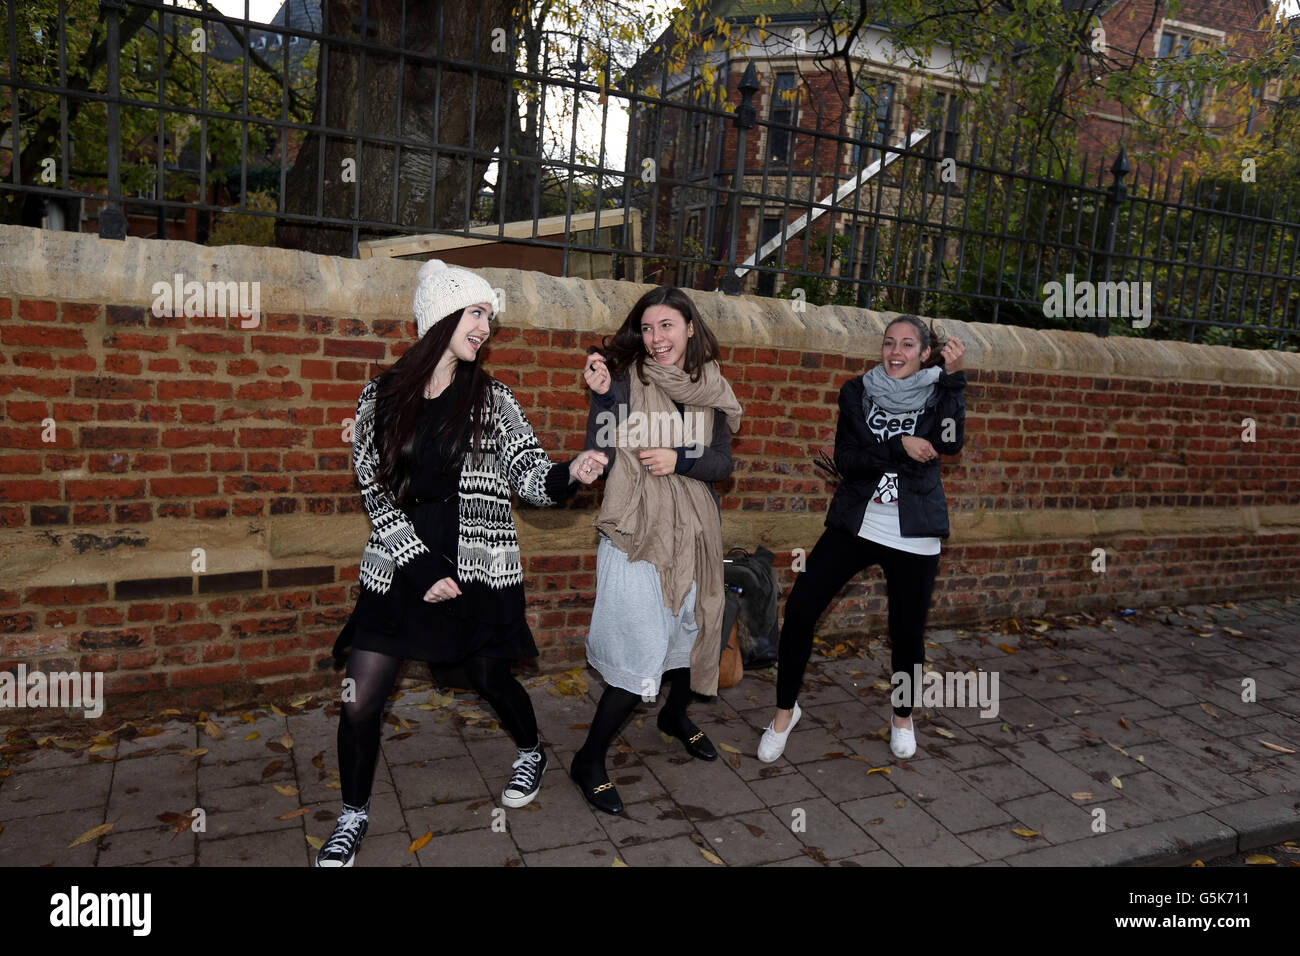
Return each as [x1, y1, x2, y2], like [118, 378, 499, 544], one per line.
[572, 685, 640, 781]
[338, 649, 403, 808]
[339, 651, 540, 808]
[461, 655, 539, 750]
[573, 668, 699, 781]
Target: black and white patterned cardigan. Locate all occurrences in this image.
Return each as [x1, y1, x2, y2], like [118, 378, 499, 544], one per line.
[352, 374, 570, 594]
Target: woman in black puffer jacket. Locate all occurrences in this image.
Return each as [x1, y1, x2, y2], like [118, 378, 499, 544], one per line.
[756, 316, 967, 763]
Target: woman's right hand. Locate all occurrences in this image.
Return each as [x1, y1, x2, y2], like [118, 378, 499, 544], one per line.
[901, 435, 938, 463]
[423, 577, 462, 603]
[583, 353, 611, 395]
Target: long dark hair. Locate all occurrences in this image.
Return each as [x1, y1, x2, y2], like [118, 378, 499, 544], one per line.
[592, 285, 720, 384]
[375, 309, 493, 503]
[885, 314, 947, 369]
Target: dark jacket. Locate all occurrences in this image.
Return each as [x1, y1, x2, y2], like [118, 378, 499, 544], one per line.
[582, 370, 734, 505]
[825, 369, 966, 540]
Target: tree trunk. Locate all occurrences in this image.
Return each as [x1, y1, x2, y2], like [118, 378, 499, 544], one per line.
[276, 0, 512, 256]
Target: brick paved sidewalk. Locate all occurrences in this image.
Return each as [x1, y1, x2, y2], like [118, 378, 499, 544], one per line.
[2, 598, 1297, 867]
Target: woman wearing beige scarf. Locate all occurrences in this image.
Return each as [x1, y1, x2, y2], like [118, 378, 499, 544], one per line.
[570, 286, 743, 815]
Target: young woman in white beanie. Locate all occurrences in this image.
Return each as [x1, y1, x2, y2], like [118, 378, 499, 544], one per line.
[318, 260, 607, 867]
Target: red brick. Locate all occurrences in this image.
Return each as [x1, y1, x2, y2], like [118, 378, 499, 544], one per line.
[151, 476, 220, 497]
[175, 333, 244, 354]
[107, 332, 170, 352]
[167, 664, 244, 688]
[310, 383, 361, 401]
[65, 478, 147, 499]
[160, 428, 235, 448]
[81, 427, 158, 449]
[1, 325, 85, 351]
[0, 375, 70, 397]
[324, 339, 385, 359]
[27, 585, 110, 605]
[236, 381, 304, 400]
[148, 357, 181, 373]
[105, 354, 143, 375]
[253, 336, 318, 355]
[0, 479, 61, 502]
[14, 352, 55, 370]
[13, 301, 59, 324]
[158, 381, 232, 400]
[238, 427, 306, 448]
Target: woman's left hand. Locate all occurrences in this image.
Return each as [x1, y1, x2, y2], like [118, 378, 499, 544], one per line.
[940, 335, 965, 373]
[637, 447, 677, 477]
[569, 450, 609, 485]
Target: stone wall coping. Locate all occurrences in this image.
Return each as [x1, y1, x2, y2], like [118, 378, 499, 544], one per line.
[2, 223, 1298, 387]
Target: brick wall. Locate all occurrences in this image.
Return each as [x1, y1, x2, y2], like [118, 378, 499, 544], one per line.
[1, 225, 1298, 724]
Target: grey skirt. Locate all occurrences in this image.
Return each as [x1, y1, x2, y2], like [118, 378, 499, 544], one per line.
[585, 535, 698, 697]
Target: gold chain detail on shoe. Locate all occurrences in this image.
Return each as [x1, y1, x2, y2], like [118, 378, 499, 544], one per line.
[688, 731, 704, 744]
[592, 782, 614, 794]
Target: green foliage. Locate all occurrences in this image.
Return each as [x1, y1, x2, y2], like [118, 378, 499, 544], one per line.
[1, 0, 315, 221]
[206, 189, 277, 247]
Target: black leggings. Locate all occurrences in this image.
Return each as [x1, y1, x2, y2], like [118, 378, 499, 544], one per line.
[776, 526, 939, 717]
[337, 649, 539, 808]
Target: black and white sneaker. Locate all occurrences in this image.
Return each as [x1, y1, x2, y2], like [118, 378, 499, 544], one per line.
[315, 803, 369, 867]
[500, 745, 547, 808]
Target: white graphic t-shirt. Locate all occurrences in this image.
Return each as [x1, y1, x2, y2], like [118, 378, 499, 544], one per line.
[856, 401, 941, 555]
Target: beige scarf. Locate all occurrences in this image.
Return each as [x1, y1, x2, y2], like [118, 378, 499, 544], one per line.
[594, 360, 743, 696]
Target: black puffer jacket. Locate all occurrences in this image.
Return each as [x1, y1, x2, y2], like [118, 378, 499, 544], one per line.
[824, 370, 966, 540]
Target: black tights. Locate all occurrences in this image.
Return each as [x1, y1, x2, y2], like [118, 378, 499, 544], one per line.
[572, 667, 694, 779]
[338, 649, 539, 808]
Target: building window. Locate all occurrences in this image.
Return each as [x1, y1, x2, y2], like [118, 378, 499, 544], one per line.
[756, 216, 782, 296]
[852, 77, 894, 169]
[689, 86, 709, 175]
[925, 91, 962, 187]
[767, 73, 797, 167]
[1154, 29, 1210, 119]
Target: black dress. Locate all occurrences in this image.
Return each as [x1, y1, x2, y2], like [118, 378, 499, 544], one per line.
[335, 384, 542, 665]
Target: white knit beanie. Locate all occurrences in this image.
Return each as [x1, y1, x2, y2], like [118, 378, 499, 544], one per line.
[412, 259, 502, 338]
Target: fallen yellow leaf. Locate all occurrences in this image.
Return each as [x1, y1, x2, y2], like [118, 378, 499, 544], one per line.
[202, 719, 224, 741]
[699, 847, 724, 865]
[1070, 792, 1093, 800]
[306, 834, 324, 850]
[69, 822, 114, 848]
[1260, 740, 1296, 754]
[409, 831, 433, 854]
[179, 748, 208, 758]
[998, 643, 1018, 655]
[276, 807, 310, 821]
[1189, 860, 1205, 867]
[933, 727, 956, 740]
[245, 731, 260, 742]
[1110, 776, 1123, 789]
[274, 784, 300, 797]
[866, 766, 891, 775]
[718, 742, 742, 755]
[88, 742, 114, 754]
[1244, 854, 1276, 865]
[612, 858, 629, 867]
[1012, 828, 1039, 838]
[1198, 702, 1220, 719]
[280, 734, 294, 750]
[270, 705, 286, 717]
[159, 709, 181, 716]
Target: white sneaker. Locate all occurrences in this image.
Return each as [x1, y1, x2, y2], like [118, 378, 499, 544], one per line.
[757, 702, 802, 763]
[890, 717, 916, 759]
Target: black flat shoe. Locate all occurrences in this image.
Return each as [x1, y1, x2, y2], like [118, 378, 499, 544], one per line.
[570, 763, 624, 815]
[657, 716, 718, 761]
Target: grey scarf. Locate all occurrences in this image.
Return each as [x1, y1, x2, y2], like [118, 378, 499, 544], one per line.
[862, 364, 940, 416]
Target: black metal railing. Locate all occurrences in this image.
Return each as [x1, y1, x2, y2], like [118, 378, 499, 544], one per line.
[2, 1, 1297, 349]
